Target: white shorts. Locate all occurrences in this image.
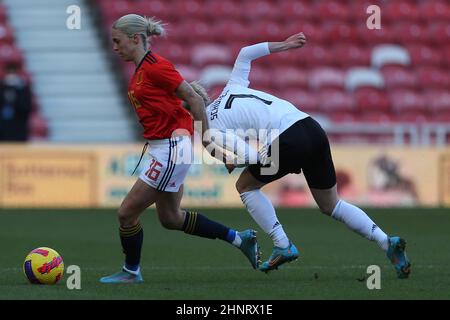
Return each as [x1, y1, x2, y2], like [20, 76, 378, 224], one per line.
[139, 136, 192, 192]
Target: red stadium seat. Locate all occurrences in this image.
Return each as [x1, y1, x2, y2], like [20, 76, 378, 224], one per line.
[392, 111, 430, 124]
[389, 90, 427, 114]
[315, 1, 351, 22]
[329, 112, 356, 123]
[322, 22, 359, 44]
[279, 1, 314, 20]
[407, 45, 444, 67]
[248, 66, 272, 88]
[354, 87, 391, 113]
[357, 112, 394, 123]
[153, 42, 191, 65]
[333, 45, 371, 68]
[284, 22, 327, 45]
[279, 89, 320, 113]
[356, 23, 396, 45]
[416, 67, 450, 90]
[319, 89, 355, 113]
[176, 65, 201, 82]
[384, 2, 420, 23]
[299, 45, 334, 67]
[242, 0, 280, 21]
[250, 21, 286, 42]
[392, 23, 428, 45]
[309, 67, 346, 91]
[381, 66, 417, 90]
[203, 0, 242, 20]
[419, 1, 450, 22]
[271, 67, 308, 90]
[212, 20, 252, 43]
[426, 22, 450, 46]
[191, 44, 232, 67]
[426, 90, 450, 114]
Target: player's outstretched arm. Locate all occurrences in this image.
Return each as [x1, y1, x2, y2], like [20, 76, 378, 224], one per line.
[229, 32, 306, 87]
[268, 32, 307, 53]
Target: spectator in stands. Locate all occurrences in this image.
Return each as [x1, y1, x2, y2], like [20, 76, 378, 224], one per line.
[0, 63, 32, 141]
[187, 32, 411, 278]
[99, 14, 259, 284]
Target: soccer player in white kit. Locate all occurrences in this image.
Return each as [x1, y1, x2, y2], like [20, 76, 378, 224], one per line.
[189, 32, 411, 278]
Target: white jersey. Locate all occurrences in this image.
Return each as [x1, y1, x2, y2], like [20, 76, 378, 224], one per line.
[205, 42, 309, 164]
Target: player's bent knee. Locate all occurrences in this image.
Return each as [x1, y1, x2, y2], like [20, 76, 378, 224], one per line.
[158, 213, 183, 230]
[235, 179, 256, 194]
[117, 206, 139, 228]
[318, 204, 335, 216]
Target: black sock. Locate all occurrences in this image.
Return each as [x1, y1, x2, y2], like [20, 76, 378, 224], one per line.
[182, 210, 234, 242]
[119, 223, 143, 271]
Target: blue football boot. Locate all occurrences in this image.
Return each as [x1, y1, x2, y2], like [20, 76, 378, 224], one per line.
[386, 236, 411, 279]
[100, 267, 144, 284]
[259, 241, 299, 273]
[238, 229, 261, 269]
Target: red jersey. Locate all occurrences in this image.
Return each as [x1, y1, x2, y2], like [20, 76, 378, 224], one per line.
[127, 51, 194, 140]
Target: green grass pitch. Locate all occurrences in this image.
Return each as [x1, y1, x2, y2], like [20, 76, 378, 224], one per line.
[0, 208, 449, 300]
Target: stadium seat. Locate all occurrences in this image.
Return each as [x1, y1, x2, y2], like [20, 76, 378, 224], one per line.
[354, 87, 391, 113]
[322, 22, 358, 44]
[203, 0, 242, 20]
[315, 1, 351, 22]
[318, 89, 355, 113]
[389, 90, 427, 114]
[329, 112, 356, 123]
[248, 66, 272, 88]
[392, 23, 428, 45]
[357, 112, 394, 123]
[384, 2, 420, 23]
[392, 111, 430, 124]
[333, 44, 371, 68]
[407, 45, 444, 67]
[426, 22, 450, 46]
[416, 67, 450, 90]
[419, 1, 450, 22]
[272, 67, 308, 90]
[176, 65, 201, 82]
[279, 1, 314, 20]
[309, 67, 346, 91]
[153, 42, 191, 65]
[371, 44, 411, 69]
[381, 66, 417, 90]
[199, 65, 232, 87]
[242, 0, 280, 21]
[279, 89, 319, 113]
[191, 44, 233, 67]
[299, 44, 334, 67]
[356, 23, 396, 45]
[426, 90, 450, 115]
[345, 67, 384, 91]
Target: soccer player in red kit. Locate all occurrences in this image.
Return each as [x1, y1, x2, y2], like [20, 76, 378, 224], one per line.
[100, 14, 260, 283]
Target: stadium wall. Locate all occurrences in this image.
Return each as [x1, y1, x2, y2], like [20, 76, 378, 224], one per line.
[0, 143, 449, 208]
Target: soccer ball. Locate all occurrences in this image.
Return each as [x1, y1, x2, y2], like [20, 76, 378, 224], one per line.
[23, 247, 64, 284]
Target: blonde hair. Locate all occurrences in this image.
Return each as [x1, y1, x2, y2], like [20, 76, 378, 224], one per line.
[190, 81, 210, 105]
[112, 14, 165, 50]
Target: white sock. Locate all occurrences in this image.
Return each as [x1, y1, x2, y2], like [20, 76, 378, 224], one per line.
[123, 266, 140, 275]
[331, 200, 389, 252]
[232, 233, 242, 247]
[240, 190, 290, 248]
